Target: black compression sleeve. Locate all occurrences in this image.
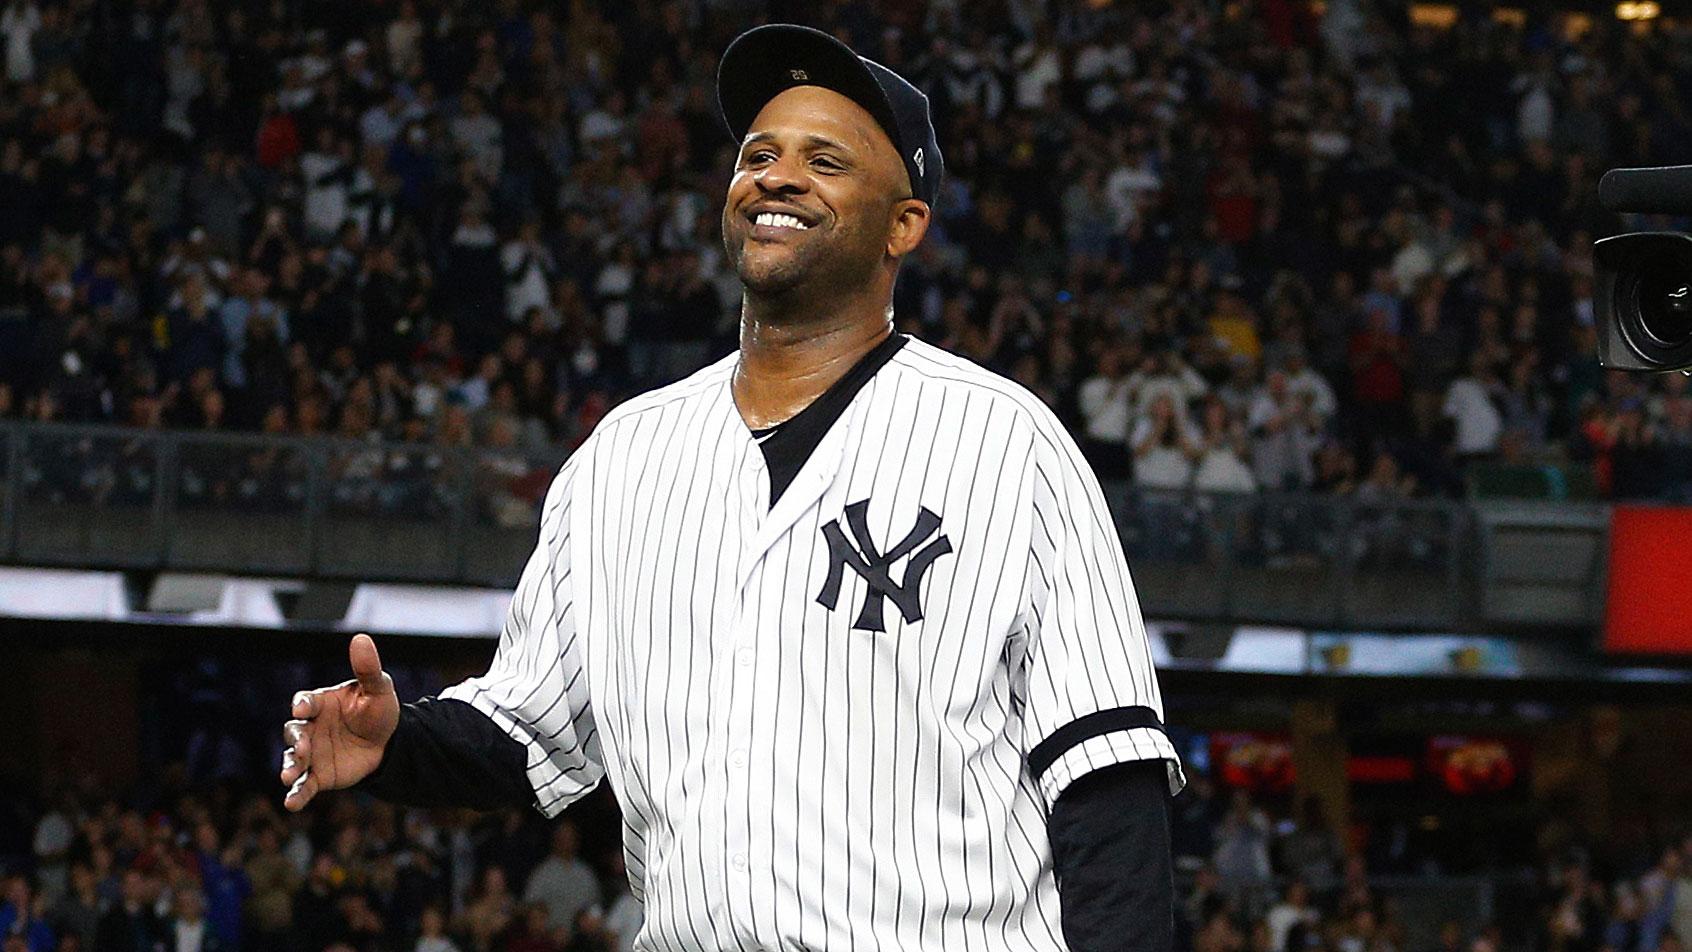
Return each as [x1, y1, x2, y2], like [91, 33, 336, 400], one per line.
[1047, 759, 1175, 952]
[351, 697, 534, 811]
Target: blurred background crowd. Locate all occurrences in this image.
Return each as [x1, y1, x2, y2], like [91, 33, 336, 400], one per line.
[0, 0, 1689, 502]
[2, 752, 1691, 952]
[2, 0, 1692, 950]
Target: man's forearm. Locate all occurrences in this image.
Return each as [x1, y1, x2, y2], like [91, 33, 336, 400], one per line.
[1047, 759, 1175, 952]
[352, 697, 533, 810]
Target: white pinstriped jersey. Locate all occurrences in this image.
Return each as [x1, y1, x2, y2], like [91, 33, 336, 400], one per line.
[440, 334, 1185, 952]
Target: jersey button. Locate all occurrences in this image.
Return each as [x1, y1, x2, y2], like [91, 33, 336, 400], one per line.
[731, 853, 748, 871]
[737, 648, 754, 667]
[729, 749, 747, 768]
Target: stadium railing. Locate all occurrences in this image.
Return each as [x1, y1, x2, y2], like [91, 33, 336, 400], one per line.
[0, 421, 1609, 631]
[0, 420, 566, 588]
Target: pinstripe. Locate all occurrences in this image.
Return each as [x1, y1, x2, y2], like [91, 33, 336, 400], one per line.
[647, 397, 701, 952]
[882, 376, 926, 949]
[934, 390, 988, 951]
[835, 378, 878, 952]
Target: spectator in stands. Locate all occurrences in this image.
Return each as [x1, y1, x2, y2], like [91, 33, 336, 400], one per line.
[1192, 904, 1245, 952]
[1193, 396, 1257, 494]
[187, 148, 255, 260]
[1611, 400, 1665, 501]
[1077, 342, 1135, 480]
[48, 864, 101, 952]
[29, 794, 72, 902]
[1265, 881, 1318, 952]
[498, 903, 556, 952]
[416, 906, 460, 952]
[1279, 799, 1346, 898]
[456, 867, 515, 952]
[1545, 862, 1608, 952]
[1443, 351, 1504, 465]
[95, 869, 162, 952]
[1249, 372, 1322, 492]
[1671, 839, 1692, 952]
[1606, 884, 1644, 952]
[523, 823, 600, 938]
[0, 877, 52, 952]
[218, 267, 288, 394]
[243, 826, 297, 952]
[445, 201, 503, 352]
[1357, 450, 1418, 504]
[290, 853, 344, 952]
[163, 888, 219, 952]
[1280, 348, 1336, 426]
[0, 0, 40, 86]
[1349, 308, 1408, 444]
[190, 823, 247, 951]
[1499, 354, 1554, 453]
[1130, 347, 1210, 421]
[1133, 392, 1199, 492]
[502, 216, 557, 325]
[1213, 790, 1274, 918]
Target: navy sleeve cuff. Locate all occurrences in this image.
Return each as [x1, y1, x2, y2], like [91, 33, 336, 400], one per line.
[1027, 705, 1186, 808]
[353, 697, 534, 811]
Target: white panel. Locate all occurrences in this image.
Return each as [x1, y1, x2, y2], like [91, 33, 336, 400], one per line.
[0, 568, 130, 620]
[340, 583, 511, 637]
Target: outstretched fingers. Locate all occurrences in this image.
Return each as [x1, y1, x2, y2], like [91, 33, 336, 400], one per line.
[282, 769, 318, 812]
[281, 717, 311, 772]
[292, 689, 323, 719]
[282, 717, 310, 752]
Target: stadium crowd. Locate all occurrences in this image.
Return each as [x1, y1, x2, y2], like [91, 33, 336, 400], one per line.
[0, 0, 1689, 503]
[3, 757, 1692, 952]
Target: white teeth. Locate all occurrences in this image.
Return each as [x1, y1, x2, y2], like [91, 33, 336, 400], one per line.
[754, 212, 808, 229]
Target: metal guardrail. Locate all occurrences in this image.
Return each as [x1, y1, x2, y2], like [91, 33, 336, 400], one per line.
[0, 421, 568, 588]
[1106, 487, 1475, 630]
[0, 422, 1608, 630]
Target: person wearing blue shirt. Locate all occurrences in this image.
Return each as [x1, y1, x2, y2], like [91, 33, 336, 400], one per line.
[0, 876, 56, 952]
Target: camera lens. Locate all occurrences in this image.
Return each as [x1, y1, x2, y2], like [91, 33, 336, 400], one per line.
[1636, 273, 1692, 349]
[1595, 231, 1692, 371]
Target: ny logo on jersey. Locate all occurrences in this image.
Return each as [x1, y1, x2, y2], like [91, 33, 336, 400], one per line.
[816, 500, 953, 632]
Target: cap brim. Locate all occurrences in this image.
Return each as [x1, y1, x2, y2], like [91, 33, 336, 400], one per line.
[717, 24, 903, 155]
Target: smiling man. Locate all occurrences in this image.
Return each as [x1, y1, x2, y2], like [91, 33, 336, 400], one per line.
[279, 23, 1183, 952]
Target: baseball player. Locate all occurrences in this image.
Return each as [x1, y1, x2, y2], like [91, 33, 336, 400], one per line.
[280, 23, 1184, 952]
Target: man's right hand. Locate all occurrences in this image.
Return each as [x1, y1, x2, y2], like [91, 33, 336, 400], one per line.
[280, 633, 401, 812]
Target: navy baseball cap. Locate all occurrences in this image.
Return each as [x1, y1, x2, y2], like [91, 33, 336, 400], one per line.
[717, 24, 944, 210]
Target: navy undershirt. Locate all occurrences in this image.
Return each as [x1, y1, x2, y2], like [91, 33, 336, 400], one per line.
[745, 330, 908, 506]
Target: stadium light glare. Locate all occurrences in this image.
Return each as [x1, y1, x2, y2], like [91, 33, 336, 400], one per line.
[1616, 1, 1660, 20]
[1409, 4, 1458, 29]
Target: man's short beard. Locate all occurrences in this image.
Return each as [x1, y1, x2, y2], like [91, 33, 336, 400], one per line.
[733, 244, 821, 298]
[725, 212, 889, 314]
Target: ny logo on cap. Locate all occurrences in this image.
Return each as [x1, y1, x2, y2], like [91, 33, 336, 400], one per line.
[817, 500, 952, 632]
[913, 147, 925, 177]
[789, 68, 808, 81]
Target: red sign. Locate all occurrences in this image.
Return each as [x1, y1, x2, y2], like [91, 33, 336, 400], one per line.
[1604, 506, 1692, 655]
[1426, 736, 1520, 795]
[1210, 733, 1296, 792]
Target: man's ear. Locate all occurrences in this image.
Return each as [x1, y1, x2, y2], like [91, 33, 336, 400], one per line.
[886, 198, 931, 259]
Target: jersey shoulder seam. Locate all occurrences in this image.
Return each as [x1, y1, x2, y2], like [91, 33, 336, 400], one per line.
[892, 338, 1077, 459]
[592, 358, 734, 436]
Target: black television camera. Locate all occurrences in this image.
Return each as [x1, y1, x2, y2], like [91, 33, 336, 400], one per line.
[1596, 165, 1692, 372]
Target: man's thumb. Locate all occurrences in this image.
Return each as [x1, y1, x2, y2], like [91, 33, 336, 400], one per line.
[349, 633, 389, 693]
